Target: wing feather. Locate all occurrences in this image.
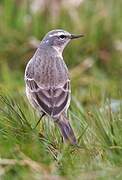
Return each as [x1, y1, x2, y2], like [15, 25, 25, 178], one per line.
[25, 54, 70, 118]
[26, 77, 70, 118]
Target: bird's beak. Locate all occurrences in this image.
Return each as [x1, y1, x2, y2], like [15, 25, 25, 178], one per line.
[70, 34, 84, 39]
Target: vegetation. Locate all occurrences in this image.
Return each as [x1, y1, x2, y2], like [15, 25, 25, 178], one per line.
[0, 0, 122, 179]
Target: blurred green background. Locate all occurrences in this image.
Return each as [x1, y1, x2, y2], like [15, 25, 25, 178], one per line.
[0, 0, 122, 179]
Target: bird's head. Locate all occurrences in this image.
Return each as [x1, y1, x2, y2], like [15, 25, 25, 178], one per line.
[42, 29, 84, 53]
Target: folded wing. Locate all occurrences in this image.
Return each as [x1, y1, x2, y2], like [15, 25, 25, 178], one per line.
[26, 78, 70, 118]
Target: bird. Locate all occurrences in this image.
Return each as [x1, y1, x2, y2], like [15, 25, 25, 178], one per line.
[24, 29, 84, 145]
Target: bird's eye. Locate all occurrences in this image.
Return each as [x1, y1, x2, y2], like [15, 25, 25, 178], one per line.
[59, 35, 66, 39]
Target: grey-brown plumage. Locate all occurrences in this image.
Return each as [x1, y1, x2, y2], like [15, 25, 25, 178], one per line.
[25, 29, 84, 144]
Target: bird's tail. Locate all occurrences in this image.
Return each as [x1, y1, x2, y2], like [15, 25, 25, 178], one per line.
[56, 115, 77, 145]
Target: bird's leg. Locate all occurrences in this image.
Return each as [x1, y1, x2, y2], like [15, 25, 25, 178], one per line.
[33, 112, 45, 129]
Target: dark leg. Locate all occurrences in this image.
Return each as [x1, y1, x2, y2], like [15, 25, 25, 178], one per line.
[33, 112, 45, 129]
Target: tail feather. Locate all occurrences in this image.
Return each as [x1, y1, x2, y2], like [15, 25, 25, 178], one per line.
[56, 115, 77, 145]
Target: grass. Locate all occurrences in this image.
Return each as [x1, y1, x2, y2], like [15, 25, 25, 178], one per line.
[0, 93, 122, 179]
[0, 0, 122, 179]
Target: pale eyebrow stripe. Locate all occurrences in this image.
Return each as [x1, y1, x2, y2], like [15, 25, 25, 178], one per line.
[49, 32, 68, 37]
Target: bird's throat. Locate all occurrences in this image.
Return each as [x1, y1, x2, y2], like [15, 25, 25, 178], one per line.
[52, 46, 63, 58]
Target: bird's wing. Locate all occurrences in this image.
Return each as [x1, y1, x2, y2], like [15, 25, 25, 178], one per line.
[26, 78, 70, 118]
[25, 55, 70, 118]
